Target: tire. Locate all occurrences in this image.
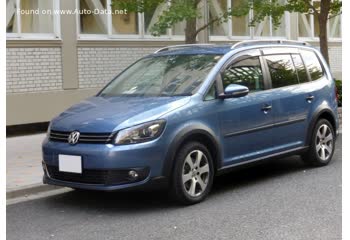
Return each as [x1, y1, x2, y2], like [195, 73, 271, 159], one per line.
[302, 119, 336, 167]
[169, 141, 214, 205]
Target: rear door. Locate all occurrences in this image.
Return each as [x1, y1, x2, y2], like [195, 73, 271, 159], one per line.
[262, 48, 314, 151]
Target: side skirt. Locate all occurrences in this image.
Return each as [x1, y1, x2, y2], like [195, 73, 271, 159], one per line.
[216, 146, 309, 176]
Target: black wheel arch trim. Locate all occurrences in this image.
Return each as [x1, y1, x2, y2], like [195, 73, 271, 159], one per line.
[162, 124, 222, 178]
[306, 106, 338, 146]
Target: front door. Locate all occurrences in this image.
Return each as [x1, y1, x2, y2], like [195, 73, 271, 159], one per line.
[217, 51, 279, 167]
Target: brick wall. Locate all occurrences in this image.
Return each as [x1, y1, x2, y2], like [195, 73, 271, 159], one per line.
[77, 47, 158, 89]
[338, 107, 342, 128]
[329, 45, 342, 79]
[6, 48, 63, 93]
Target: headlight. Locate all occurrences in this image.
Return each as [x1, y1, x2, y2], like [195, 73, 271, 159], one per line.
[114, 120, 166, 145]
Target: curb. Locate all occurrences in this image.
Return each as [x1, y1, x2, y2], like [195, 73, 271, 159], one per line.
[6, 183, 62, 200]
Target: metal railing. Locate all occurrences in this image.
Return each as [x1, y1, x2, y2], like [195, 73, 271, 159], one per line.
[231, 40, 310, 49]
[154, 44, 215, 53]
[153, 40, 310, 54]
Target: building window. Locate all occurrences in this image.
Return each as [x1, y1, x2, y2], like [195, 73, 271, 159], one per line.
[329, 15, 341, 38]
[298, 0, 341, 40]
[172, 21, 186, 36]
[6, 0, 60, 39]
[78, 0, 170, 39]
[76, 0, 341, 41]
[209, 0, 228, 36]
[231, 0, 250, 37]
[252, 15, 286, 38]
[144, 3, 167, 36]
[80, 0, 108, 34]
[112, 4, 139, 35]
[209, 0, 287, 40]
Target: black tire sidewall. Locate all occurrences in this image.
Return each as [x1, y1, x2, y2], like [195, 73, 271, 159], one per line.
[171, 141, 214, 204]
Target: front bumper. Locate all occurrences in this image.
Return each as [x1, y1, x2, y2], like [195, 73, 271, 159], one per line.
[42, 136, 169, 191]
[43, 171, 167, 191]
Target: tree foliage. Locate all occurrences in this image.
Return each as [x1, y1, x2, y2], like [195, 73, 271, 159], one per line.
[250, 0, 342, 28]
[113, 0, 342, 63]
[250, 0, 342, 64]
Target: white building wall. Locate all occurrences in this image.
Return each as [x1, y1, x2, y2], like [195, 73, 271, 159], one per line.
[6, 48, 63, 93]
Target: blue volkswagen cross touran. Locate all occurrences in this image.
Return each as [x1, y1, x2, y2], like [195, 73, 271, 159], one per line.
[42, 40, 339, 204]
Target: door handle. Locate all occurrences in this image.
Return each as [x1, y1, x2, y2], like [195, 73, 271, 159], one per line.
[261, 104, 272, 113]
[306, 95, 315, 102]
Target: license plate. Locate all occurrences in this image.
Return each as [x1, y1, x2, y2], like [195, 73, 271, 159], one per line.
[58, 154, 82, 174]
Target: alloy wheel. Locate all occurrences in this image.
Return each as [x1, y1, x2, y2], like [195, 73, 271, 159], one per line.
[182, 150, 210, 197]
[315, 124, 334, 161]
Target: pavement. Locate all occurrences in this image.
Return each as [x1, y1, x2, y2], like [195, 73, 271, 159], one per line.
[6, 133, 50, 195]
[6, 136, 342, 240]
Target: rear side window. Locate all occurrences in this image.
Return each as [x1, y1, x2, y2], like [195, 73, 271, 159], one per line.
[222, 57, 264, 91]
[265, 54, 299, 88]
[292, 54, 309, 83]
[300, 50, 324, 81]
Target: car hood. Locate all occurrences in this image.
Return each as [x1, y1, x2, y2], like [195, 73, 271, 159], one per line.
[51, 96, 191, 133]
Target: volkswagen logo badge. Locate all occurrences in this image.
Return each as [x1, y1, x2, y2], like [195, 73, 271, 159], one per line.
[68, 131, 80, 145]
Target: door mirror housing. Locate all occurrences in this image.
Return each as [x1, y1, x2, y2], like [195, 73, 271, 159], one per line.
[219, 84, 249, 99]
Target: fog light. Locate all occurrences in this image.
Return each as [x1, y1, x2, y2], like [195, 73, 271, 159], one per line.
[128, 170, 139, 179]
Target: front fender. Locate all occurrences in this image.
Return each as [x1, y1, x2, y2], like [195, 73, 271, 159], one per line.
[162, 122, 222, 178]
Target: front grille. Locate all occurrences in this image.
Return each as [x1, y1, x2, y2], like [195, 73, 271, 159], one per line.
[50, 130, 113, 144]
[46, 165, 149, 185]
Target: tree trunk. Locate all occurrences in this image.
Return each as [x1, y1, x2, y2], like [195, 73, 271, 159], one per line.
[185, 18, 197, 44]
[184, 0, 201, 44]
[318, 0, 331, 65]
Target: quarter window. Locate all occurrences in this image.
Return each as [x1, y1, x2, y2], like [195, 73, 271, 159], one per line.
[300, 50, 324, 81]
[222, 57, 264, 91]
[204, 83, 217, 101]
[265, 54, 299, 88]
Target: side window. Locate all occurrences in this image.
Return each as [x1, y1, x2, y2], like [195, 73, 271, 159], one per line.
[300, 50, 324, 81]
[292, 54, 309, 83]
[265, 54, 299, 88]
[222, 57, 264, 92]
[204, 83, 217, 101]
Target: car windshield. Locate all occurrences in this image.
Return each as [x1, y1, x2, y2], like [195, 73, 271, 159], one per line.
[99, 54, 222, 97]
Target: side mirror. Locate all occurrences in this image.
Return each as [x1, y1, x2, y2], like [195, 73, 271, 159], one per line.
[219, 84, 249, 99]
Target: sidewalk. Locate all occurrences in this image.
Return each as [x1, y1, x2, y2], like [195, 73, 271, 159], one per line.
[6, 133, 47, 192]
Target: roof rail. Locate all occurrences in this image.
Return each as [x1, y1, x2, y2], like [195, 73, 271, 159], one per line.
[154, 44, 215, 53]
[231, 40, 310, 49]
